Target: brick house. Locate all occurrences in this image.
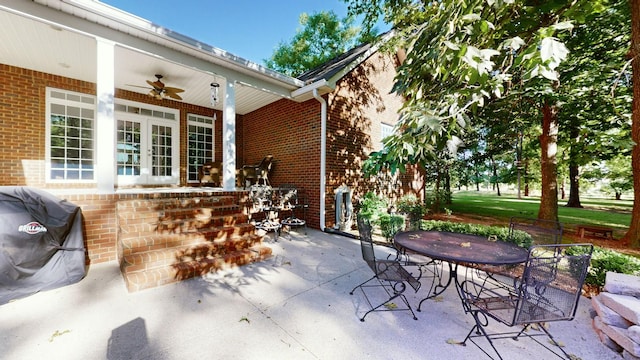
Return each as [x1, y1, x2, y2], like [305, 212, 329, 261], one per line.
[0, 0, 423, 290]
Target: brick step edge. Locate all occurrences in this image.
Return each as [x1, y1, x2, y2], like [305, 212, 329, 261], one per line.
[120, 224, 258, 255]
[116, 195, 239, 211]
[122, 245, 273, 292]
[121, 233, 264, 271]
[119, 221, 256, 242]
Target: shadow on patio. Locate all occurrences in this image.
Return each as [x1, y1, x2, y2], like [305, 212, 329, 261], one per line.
[0, 229, 618, 360]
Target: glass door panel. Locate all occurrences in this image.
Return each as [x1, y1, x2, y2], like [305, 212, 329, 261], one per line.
[117, 120, 141, 177]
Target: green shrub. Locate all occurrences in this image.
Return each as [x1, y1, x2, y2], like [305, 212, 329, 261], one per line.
[419, 220, 532, 247]
[379, 214, 405, 241]
[566, 246, 640, 290]
[358, 192, 387, 225]
[396, 194, 428, 230]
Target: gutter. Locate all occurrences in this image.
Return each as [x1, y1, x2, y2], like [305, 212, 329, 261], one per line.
[312, 88, 327, 231]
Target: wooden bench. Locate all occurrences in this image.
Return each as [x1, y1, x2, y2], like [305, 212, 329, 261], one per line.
[576, 225, 614, 240]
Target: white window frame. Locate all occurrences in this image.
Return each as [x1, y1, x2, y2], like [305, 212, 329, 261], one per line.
[114, 100, 180, 186]
[45, 88, 96, 183]
[380, 122, 394, 150]
[187, 113, 215, 183]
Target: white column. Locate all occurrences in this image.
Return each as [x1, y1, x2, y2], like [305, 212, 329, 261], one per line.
[222, 80, 236, 190]
[95, 39, 116, 193]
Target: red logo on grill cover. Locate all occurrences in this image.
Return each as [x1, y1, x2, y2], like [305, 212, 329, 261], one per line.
[18, 222, 47, 234]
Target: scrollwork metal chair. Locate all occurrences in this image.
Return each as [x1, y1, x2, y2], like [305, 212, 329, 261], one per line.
[458, 243, 593, 359]
[198, 161, 221, 186]
[509, 216, 563, 248]
[473, 217, 565, 294]
[350, 215, 421, 322]
[242, 155, 274, 187]
[276, 184, 308, 237]
[247, 184, 280, 239]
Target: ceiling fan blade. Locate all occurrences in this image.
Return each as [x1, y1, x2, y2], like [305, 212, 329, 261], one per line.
[163, 86, 184, 94]
[146, 80, 165, 89]
[165, 92, 183, 100]
[126, 84, 152, 90]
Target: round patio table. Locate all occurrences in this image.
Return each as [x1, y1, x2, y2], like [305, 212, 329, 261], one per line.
[394, 231, 529, 311]
[395, 231, 529, 266]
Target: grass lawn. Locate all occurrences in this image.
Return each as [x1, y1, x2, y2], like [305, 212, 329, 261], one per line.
[446, 191, 632, 238]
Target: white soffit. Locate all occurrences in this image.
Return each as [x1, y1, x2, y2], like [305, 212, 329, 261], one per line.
[2, 0, 305, 114]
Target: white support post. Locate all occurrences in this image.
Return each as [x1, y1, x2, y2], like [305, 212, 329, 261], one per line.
[95, 39, 116, 193]
[222, 80, 236, 190]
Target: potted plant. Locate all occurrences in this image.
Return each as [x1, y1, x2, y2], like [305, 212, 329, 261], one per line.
[396, 194, 428, 231]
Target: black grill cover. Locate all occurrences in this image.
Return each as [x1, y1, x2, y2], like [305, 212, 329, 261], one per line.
[0, 187, 86, 304]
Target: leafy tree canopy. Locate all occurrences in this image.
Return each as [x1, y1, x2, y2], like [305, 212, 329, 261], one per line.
[347, 0, 607, 175]
[264, 11, 374, 77]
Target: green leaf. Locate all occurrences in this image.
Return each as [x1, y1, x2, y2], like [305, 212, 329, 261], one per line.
[540, 37, 569, 67]
[461, 13, 481, 22]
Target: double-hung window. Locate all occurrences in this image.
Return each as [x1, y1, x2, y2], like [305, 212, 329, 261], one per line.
[46, 88, 96, 182]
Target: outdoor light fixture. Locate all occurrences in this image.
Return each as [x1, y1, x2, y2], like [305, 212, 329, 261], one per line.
[210, 82, 220, 107]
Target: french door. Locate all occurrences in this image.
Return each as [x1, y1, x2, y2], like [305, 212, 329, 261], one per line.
[116, 116, 179, 185]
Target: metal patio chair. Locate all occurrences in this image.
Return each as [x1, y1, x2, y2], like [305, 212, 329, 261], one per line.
[247, 184, 281, 239]
[458, 243, 593, 360]
[349, 215, 421, 322]
[198, 161, 221, 186]
[393, 235, 451, 312]
[474, 217, 565, 290]
[509, 216, 563, 248]
[242, 155, 274, 187]
[276, 184, 308, 237]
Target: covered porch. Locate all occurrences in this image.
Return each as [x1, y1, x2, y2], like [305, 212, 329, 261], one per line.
[0, 0, 332, 192]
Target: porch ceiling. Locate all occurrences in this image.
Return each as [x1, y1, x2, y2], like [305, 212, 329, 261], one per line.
[0, 2, 294, 115]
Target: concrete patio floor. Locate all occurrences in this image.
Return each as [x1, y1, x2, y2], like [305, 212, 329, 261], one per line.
[0, 229, 620, 360]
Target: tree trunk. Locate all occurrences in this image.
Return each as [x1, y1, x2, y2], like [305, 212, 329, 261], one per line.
[566, 164, 583, 207]
[566, 123, 583, 207]
[474, 163, 480, 191]
[538, 101, 559, 222]
[623, 0, 640, 247]
[524, 161, 530, 196]
[490, 155, 501, 196]
[444, 167, 452, 204]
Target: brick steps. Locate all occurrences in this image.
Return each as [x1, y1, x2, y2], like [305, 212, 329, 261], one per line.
[116, 191, 271, 292]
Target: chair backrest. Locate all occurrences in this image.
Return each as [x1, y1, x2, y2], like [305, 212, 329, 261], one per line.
[248, 184, 273, 208]
[509, 216, 563, 248]
[258, 155, 273, 168]
[513, 243, 593, 325]
[277, 185, 298, 207]
[357, 215, 377, 271]
[199, 162, 221, 184]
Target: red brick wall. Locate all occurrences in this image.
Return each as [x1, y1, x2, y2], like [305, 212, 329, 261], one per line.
[0, 64, 229, 263]
[62, 194, 118, 264]
[241, 99, 322, 227]
[0, 64, 95, 188]
[325, 52, 423, 228]
[242, 51, 424, 230]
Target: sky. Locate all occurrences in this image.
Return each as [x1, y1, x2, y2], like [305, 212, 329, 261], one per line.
[100, 0, 366, 65]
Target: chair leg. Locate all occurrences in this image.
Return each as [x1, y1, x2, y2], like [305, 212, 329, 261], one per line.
[461, 310, 505, 360]
[512, 323, 574, 359]
[461, 312, 570, 360]
[349, 275, 377, 296]
[350, 278, 418, 322]
[417, 260, 453, 311]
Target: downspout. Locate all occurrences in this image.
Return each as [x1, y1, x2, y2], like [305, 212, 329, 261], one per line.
[312, 89, 327, 231]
